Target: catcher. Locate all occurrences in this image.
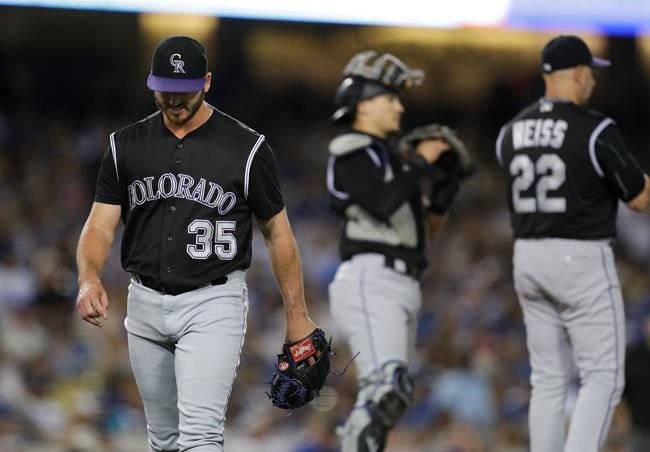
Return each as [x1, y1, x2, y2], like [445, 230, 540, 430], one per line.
[326, 50, 475, 451]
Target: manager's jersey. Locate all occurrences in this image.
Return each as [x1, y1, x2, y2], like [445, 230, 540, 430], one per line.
[496, 98, 645, 239]
[327, 132, 428, 271]
[94, 106, 284, 292]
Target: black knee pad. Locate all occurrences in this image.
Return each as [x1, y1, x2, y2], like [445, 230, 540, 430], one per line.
[367, 361, 414, 427]
[337, 404, 389, 452]
[338, 361, 415, 452]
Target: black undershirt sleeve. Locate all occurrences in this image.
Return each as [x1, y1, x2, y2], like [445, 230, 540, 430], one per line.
[334, 149, 425, 221]
[595, 124, 646, 202]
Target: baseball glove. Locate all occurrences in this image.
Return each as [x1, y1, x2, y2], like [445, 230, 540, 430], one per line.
[399, 123, 477, 180]
[267, 328, 332, 410]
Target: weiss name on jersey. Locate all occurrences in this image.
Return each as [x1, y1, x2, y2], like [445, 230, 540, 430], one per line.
[512, 119, 568, 150]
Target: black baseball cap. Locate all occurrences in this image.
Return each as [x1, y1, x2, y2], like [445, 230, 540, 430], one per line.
[147, 35, 208, 92]
[540, 35, 611, 73]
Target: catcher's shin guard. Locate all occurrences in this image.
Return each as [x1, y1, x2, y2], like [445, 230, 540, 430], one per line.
[338, 361, 414, 452]
[337, 405, 388, 452]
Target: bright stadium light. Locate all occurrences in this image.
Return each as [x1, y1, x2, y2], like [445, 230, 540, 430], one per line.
[0, 0, 649, 35]
[1, 0, 512, 27]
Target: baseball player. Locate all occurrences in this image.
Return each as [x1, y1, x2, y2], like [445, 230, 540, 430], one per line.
[75, 35, 321, 452]
[327, 51, 465, 451]
[496, 35, 650, 452]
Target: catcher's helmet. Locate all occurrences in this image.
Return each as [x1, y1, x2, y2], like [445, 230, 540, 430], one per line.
[332, 51, 424, 125]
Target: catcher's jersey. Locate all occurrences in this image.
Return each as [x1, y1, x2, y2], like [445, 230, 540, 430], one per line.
[496, 98, 645, 239]
[327, 132, 427, 270]
[95, 106, 284, 292]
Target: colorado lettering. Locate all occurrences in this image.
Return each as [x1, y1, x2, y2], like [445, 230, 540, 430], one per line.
[128, 173, 236, 214]
[512, 118, 568, 150]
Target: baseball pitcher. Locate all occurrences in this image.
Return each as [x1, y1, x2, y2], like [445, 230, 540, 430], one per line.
[496, 35, 650, 452]
[75, 35, 328, 452]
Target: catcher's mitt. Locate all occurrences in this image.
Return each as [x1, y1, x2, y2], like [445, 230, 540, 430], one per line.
[399, 123, 477, 180]
[267, 328, 332, 410]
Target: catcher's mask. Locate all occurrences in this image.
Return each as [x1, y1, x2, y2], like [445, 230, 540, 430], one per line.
[332, 51, 424, 125]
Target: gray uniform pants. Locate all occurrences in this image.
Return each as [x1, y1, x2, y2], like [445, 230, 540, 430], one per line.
[125, 270, 248, 452]
[329, 253, 421, 382]
[514, 239, 624, 452]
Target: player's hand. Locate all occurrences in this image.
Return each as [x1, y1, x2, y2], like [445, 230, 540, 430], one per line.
[415, 139, 451, 164]
[286, 315, 318, 343]
[286, 315, 320, 364]
[76, 276, 109, 327]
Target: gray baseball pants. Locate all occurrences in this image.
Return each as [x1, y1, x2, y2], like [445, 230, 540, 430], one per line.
[124, 270, 248, 452]
[329, 253, 421, 382]
[514, 238, 625, 452]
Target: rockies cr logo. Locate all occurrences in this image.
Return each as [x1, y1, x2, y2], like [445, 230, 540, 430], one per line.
[169, 53, 185, 74]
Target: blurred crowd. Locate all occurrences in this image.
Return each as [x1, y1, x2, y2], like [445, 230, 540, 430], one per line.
[0, 35, 649, 452]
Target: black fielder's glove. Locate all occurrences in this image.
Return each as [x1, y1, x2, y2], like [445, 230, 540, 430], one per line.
[399, 123, 477, 180]
[428, 173, 460, 214]
[267, 328, 332, 410]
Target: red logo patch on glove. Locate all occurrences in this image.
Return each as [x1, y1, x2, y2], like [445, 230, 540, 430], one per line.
[289, 338, 317, 363]
[279, 361, 289, 371]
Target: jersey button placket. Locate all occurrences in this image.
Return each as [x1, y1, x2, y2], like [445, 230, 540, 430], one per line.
[161, 143, 182, 286]
[171, 149, 180, 213]
[175, 140, 182, 165]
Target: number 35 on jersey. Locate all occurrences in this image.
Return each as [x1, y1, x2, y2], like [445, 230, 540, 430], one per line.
[187, 219, 237, 260]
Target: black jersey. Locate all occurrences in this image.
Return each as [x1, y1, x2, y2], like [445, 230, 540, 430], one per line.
[496, 98, 646, 240]
[94, 106, 284, 293]
[326, 132, 428, 271]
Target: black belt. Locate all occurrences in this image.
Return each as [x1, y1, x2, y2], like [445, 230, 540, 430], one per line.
[131, 273, 228, 296]
[383, 256, 422, 279]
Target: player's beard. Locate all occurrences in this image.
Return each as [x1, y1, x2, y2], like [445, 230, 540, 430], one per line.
[155, 91, 205, 126]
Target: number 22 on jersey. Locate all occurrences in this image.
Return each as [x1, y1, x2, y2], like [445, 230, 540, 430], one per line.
[510, 154, 566, 213]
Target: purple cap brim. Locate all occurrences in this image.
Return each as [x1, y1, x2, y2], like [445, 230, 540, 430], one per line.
[147, 74, 205, 92]
[591, 57, 611, 68]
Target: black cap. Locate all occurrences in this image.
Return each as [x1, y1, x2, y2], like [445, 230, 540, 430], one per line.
[147, 36, 208, 92]
[540, 35, 610, 73]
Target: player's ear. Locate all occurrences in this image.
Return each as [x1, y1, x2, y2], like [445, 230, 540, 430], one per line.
[573, 66, 587, 87]
[356, 98, 371, 118]
[203, 73, 212, 93]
